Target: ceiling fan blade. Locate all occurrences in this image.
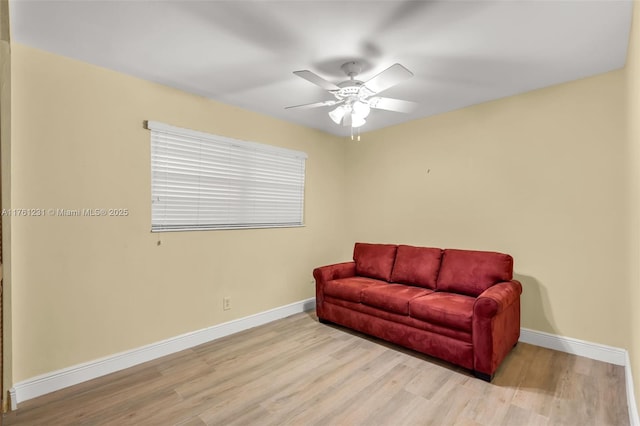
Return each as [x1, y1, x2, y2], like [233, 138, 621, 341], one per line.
[364, 63, 414, 94]
[368, 97, 417, 113]
[285, 100, 340, 110]
[293, 70, 340, 91]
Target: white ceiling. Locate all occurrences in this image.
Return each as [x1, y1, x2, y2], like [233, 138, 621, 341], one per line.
[10, 0, 633, 136]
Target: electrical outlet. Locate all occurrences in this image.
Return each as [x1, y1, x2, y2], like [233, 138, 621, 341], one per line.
[223, 297, 231, 311]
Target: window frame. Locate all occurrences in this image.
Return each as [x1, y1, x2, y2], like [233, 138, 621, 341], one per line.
[147, 121, 307, 232]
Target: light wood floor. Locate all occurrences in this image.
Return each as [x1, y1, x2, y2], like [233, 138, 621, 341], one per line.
[4, 311, 629, 426]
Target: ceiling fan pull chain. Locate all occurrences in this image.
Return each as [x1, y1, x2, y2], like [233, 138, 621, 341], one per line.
[349, 125, 361, 141]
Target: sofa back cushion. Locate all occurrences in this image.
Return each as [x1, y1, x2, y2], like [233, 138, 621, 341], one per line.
[437, 249, 513, 297]
[353, 243, 398, 282]
[390, 245, 442, 289]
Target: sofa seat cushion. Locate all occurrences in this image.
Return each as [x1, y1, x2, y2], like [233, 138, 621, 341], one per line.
[324, 277, 387, 303]
[353, 243, 398, 281]
[324, 297, 472, 343]
[361, 284, 433, 315]
[409, 292, 475, 332]
[437, 249, 514, 297]
[391, 245, 442, 289]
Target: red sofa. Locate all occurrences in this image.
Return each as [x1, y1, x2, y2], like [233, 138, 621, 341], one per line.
[313, 243, 522, 381]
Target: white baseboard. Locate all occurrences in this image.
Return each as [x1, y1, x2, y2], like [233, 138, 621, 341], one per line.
[9, 388, 16, 411]
[10, 297, 316, 407]
[519, 327, 626, 366]
[519, 327, 638, 425]
[627, 351, 640, 426]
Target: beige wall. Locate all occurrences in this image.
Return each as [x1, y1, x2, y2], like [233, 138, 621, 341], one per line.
[626, 1, 640, 413]
[346, 68, 629, 347]
[9, 44, 349, 382]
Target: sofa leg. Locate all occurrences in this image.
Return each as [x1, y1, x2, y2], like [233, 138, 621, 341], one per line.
[473, 371, 493, 382]
[318, 317, 331, 324]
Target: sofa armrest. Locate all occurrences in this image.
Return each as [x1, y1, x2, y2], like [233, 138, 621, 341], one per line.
[313, 261, 356, 283]
[313, 262, 355, 320]
[474, 280, 523, 318]
[472, 280, 522, 377]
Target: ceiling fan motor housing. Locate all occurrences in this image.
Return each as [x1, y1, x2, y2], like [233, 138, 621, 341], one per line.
[335, 81, 369, 104]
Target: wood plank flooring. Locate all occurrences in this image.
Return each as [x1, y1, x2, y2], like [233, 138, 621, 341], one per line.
[3, 311, 629, 425]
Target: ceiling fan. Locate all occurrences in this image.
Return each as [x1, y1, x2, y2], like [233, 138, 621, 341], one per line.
[286, 61, 417, 129]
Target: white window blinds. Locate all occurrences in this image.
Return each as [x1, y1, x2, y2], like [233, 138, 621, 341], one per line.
[148, 121, 307, 231]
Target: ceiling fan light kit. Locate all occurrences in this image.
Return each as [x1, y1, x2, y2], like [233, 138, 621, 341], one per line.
[328, 105, 347, 125]
[286, 61, 417, 137]
[352, 101, 371, 118]
[329, 102, 369, 128]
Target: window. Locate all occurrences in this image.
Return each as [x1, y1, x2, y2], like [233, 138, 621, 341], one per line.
[147, 121, 307, 231]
